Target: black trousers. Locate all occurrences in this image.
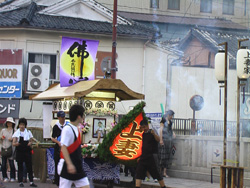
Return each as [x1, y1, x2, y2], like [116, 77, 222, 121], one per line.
[17, 152, 33, 183]
[54, 150, 60, 186]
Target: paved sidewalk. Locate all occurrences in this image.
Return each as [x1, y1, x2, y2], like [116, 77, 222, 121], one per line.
[0, 179, 57, 188]
[0, 176, 220, 188]
[119, 174, 220, 188]
[1, 174, 249, 188]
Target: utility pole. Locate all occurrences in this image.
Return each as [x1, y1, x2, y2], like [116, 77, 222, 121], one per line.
[218, 42, 228, 166]
[237, 39, 249, 167]
[111, 0, 117, 79]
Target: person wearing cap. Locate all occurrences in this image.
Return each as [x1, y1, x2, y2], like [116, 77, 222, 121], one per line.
[0, 117, 16, 183]
[51, 111, 66, 186]
[158, 110, 176, 178]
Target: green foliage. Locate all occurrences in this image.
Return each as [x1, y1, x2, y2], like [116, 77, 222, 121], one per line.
[97, 101, 147, 166]
[82, 144, 98, 158]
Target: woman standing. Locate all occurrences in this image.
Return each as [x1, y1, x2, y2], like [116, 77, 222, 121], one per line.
[12, 118, 37, 187]
[0, 117, 16, 182]
[158, 110, 176, 178]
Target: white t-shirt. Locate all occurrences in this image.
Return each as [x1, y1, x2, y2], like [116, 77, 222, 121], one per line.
[60, 123, 79, 147]
[12, 128, 33, 141]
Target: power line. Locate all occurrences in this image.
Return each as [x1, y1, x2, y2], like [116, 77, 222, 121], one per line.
[168, 0, 194, 41]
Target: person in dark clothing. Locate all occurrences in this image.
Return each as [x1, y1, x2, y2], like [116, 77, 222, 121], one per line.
[159, 110, 176, 177]
[145, 117, 160, 182]
[12, 118, 37, 187]
[135, 119, 166, 188]
[51, 111, 67, 186]
[124, 165, 135, 178]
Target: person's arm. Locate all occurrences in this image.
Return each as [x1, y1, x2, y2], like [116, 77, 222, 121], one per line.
[172, 131, 176, 139]
[151, 129, 160, 142]
[60, 126, 77, 174]
[12, 137, 20, 147]
[61, 145, 76, 174]
[0, 129, 4, 140]
[27, 130, 33, 146]
[8, 134, 13, 142]
[51, 126, 61, 146]
[159, 123, 164, 145]
[51, 137, 61, 146]
[28, 138, 32, 146]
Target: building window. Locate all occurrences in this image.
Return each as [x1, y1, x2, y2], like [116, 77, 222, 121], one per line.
[223, 0, 234, 15]
[244, 0, 247, 16]
[150, 0, 159, 9]
[200, 0, 212, 13]
[28, 53, 57, 80]
[95, 51, 116, 79]
[168, 0, 180, 10]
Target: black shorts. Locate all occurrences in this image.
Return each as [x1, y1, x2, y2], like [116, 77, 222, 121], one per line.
[135, 157, 162, 181]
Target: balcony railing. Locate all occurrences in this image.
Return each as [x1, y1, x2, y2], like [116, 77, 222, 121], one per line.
[172, 118, 250, 137]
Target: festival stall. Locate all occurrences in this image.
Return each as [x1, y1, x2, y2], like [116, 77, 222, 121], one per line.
[31, 79, 145, 186]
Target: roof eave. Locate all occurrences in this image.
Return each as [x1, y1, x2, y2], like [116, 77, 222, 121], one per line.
[0, 26, 154, 39]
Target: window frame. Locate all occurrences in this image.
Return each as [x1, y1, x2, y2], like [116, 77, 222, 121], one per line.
[150, 0, 159, 9]
[222, 0, 234, 15]
[168, 0, 180, 10]
[244, 0, 247, 16]
[200, 0, 212, 13]
[27, 52, 57, 80]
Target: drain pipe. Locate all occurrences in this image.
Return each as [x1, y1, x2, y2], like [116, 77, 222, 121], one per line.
[142, 39, 151, 94]
[166, 56, 181, 111]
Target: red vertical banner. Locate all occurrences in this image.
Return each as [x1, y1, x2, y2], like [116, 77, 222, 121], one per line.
[110, 113, 143, 160]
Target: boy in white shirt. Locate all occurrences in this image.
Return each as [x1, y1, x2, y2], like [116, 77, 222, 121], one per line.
[58, 105, 89, 188]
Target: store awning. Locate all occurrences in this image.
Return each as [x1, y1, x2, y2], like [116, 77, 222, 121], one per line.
[30, 79, 145, 101]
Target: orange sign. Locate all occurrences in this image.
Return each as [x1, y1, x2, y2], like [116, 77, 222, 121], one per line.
[110, 113, 143, 160]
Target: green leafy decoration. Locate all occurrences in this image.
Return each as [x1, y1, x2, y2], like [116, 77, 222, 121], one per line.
[97, 101, 147, 166]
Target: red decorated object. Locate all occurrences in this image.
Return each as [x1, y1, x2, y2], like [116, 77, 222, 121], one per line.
[110, 113, 143, 160]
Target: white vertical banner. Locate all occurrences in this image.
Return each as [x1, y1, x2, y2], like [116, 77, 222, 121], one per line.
[43, 102, 53, 139]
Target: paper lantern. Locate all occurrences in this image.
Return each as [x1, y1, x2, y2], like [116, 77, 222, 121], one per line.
[215, 51, 228, 83]
[236, 48, 250, 80]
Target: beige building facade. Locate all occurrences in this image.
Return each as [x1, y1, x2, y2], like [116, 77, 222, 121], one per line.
[0, 0, 182, 124]
[96, 0, 250, 28]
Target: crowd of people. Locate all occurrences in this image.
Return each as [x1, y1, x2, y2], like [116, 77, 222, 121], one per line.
[51, 106, 176, 188]
[0, 117, 37, 187]
[0, 106, 175, 188]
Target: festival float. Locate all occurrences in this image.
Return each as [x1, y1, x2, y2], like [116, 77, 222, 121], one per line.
[30, 37, 147, 187]
[31, 79, 146, 187]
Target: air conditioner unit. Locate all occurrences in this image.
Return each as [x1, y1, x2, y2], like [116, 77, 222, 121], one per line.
[27, 63, 50, 92]
[49, 79, 60, 85]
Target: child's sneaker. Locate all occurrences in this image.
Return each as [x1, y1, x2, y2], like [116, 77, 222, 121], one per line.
[3, 178, 8, 183]
[30, 182, 37, 187]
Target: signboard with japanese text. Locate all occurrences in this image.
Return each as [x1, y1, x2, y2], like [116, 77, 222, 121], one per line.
[60, 37, 99, 87]
[0, 82, 21, 98]
[0, 99, 20, 118]
[240, 94, 250, 119]
[0, 49, 23, 98]
[110, 113, 144, 160]
[146, 113, 162, 134]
